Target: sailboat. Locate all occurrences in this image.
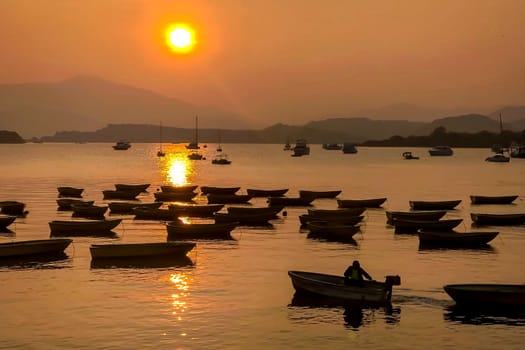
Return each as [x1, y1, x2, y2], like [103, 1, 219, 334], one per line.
[157, 122, 165, 157]
[212, 129, 231, 164]
[487, 113, 510, 162]
[283, 138, 291, 151]
[216, 129, 223, 152]
[186, 116, 200, 150]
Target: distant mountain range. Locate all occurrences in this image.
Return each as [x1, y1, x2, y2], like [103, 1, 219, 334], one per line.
[0, 76, 524, 142]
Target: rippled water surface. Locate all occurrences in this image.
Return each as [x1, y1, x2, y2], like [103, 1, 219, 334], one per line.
[1, 143, 525, 349]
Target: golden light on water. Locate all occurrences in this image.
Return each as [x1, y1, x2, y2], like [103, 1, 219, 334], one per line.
[167, 157, 190, 186]
[169, 273, 191, 318]
[165, 23, 196, 54]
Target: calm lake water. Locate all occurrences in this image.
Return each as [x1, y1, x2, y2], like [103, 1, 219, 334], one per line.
[1, 143, 525, 349]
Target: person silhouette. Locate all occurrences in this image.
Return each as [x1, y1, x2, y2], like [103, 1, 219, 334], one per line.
[344, 260, 373, 286]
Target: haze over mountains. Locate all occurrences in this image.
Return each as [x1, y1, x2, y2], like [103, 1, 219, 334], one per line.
[0, 76, 524, 141]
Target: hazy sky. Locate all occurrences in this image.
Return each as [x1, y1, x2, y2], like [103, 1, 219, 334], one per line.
[1, 0, 524, 125]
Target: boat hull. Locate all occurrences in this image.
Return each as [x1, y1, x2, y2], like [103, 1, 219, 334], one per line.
[444, 284, 525, 308]
[409, 200, 461, 210]
[90, 242, 195, 259]
[49, 219, 122, 235]
[337, 198, 387, 208]
[288, 271, 399, 306]
[0, 239, 72, 257]
[470, 213, 525, 225]
[470, 195, 519, 205]
[166, 221, 238, 240]
[418, 230, 499, 247]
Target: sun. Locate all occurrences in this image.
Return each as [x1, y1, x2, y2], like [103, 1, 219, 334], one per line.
[165, 24, 196, 54]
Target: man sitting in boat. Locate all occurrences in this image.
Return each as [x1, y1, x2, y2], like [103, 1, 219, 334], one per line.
[344, 260, 373, 286]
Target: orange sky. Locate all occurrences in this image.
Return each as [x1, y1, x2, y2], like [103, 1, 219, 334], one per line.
[1, 0, 524, 125]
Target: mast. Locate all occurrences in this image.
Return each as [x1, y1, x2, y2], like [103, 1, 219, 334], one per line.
[195, 115, 199, 146]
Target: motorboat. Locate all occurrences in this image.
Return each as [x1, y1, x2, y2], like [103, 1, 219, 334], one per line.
[402, 151, 419, 160]
[510, 143, 525, 158]
[291, 139, 310, 157]
[112, 140, 131, 150]
[211, 153, 231, 165]
[288, 271, 401, 306]
[342, 143, 358, 154]
[322, 143, 342, 150]
[485, 153, 510, 162]
[428, 146, 453, 156]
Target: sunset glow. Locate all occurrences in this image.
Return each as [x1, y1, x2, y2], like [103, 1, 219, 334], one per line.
[165, 24, 196, 54]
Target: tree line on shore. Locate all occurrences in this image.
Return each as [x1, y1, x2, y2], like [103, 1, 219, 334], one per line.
[360, 127, 525, 148]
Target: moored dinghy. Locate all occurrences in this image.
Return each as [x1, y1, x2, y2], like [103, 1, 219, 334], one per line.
[246, 188, 289, 197]
[386, 210, 448, 225]
[470, 195, 519, 205]
[89, 242, 195, 259]
[49, 218, 122, 235]
[57, 186, 84, 197]
[409, 200, 461, 210]
[0, 239, 72, 258]
[114, 183, 150, 192]
[288, 271, 401, 306]
[0, 201, 27, 216]
[337, 197, 387, 208]
[391, 218, 463, 233]
[470, 213, 525, 226]
[444, 284, 525, 308]
[166, 220, 238, 240]
[103, 189, 143, 200]
[108, 201, 163, 214]
[417, 230, 499, 247]
[299, 190, 342, 199]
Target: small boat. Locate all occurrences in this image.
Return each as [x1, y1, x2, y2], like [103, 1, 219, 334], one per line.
[417, 230, 499, 247]
[227, 206, 284, 216]
[214, 212, 277, 225]
[444, 284, 525, 308]
[402, 151, 419, 160]
[429, 146, 453, 156]
[166, 221, 238, 240]
[342, 143, 358, 154]
[206, 194, 252, 204]
[201, 186, 240, 195]
[288, 271, 401, 306]
[0, 239, 72, 258]
[337, 198, 387, 208]
[57, 186, 84, 197]
[307, 207, 367, 217]
[133, 207, 179, 221]
[153, 191, 197, 202]
[470, 195, 519, 205]
[306, 221, 361, 238]
[291, 139, 310, 157]
[89, 242, 195, 259]
[160, 185, 199, 193]
[102, 189, 143, 200]
[470, 213, 525, 226]
[385, 210, 447, 225]
[392, 218, 463, 233]
[0, 215, 16, 229]
[299, 214, 364, 226]
[113, 140, 131, 150]
[187, 152, 204, 160]
[485, 153, 510, 163]
[57, 199, 94, 210]
[246, 188, 289, 197]
[108, 201, 163, 214]
[71, 204, 108, 218]
[114, 183, 150, 192]
[211, 153, 231, 165]
[49, 218, 122, 235]
[322, 143, 342, 150]
[0, 201, 27, 216]
[510, 143, 525, 158]
[299, 190, 342, 199]
[409, 199, 462, 210]
[283, 140, 291, 151]
[167, 203, 224, 217]
[267, 196, 314, 207]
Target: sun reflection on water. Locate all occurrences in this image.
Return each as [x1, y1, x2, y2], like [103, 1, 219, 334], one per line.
[169, 273, 191, 319]
[164, 153, 194, 186]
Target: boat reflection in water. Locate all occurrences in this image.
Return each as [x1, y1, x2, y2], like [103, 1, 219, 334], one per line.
[0, 252, 71, 269]
[90, 255, 194, 269]
[289, 293, 400, 329]
[444, 305, 525, 326]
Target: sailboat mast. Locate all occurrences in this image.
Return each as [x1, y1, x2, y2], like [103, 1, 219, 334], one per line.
[159, 122, 162, 150]
[195, 115, 199, 145]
